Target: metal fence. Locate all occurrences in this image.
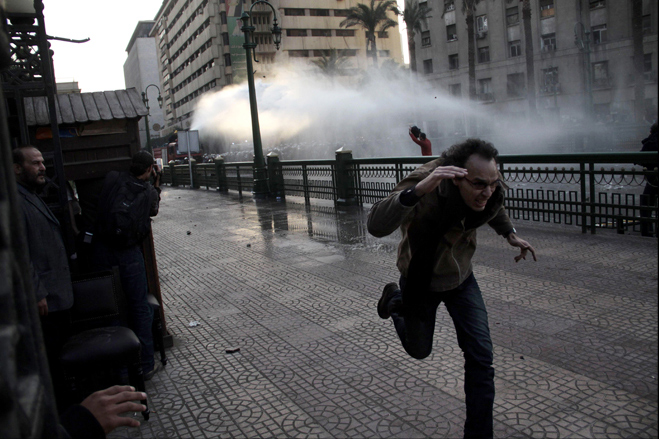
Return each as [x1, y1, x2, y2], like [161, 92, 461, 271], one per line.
[162, 152, 657, 235]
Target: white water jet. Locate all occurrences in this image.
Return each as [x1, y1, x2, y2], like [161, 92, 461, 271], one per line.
[191, 62, 642, 159]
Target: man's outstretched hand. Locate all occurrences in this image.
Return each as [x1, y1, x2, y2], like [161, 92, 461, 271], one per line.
[80, 385, 147, 434]
[506, 233, 537, 263]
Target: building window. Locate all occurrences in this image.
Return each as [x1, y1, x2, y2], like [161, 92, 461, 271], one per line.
[222, 32, 229, 45]
[642, 15, 652, 35]
[286, 29, 308, 37]
[592, 24, 607, 44]
[421, 31, 431, 47]
[423, 59, 433, 74]
[334, 9, 349, 17]
[644, 53, 653, 80]
[310, 9, 330, 16]
[377, 31, 389, 38]
[444, 0, 455, 12]
[509, 40, 521, 57]
[589, 0, 605, 8]
[335, 29, 355, 37]
[311, 29, 332, 37]
[542, 33, 556, 51]
[447, 24, 457, 41]
[506, 6, 519, 25]
[507, 73, 526, 97]
[220, 11, 227, 24]
[478, 46, 490, 63]
[288, 50, 310, 57]
[378, 50, 390, 57]
[449, 83, 461, 97]
[540, 0, 554, 18]
[476, 15, 488, 32]
[338, 49, 358, 57]
[593, 103, 610, 120]
[224, 53, 231, 66]
[542, 67, 559, 93]
[448, 53, 459, 70]
[285, 8, 305, 16]
[478, 78, 493, 101]
[592, 61, 609, 86]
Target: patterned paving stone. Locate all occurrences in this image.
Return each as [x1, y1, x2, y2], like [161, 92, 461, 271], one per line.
[108, 187, 657, 438]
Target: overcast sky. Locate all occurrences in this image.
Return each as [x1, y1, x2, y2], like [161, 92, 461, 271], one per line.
[43, 0, 164, 93]
[42, 0, 408, 94]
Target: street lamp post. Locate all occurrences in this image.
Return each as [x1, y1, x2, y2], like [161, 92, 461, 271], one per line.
[241, 0, 281, 198]
[141, 84, 163, 154]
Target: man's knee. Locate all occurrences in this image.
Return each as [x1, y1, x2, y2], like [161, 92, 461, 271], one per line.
[404, 340, 433, 360]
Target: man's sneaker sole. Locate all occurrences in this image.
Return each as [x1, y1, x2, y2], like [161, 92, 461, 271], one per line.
[378, 283, 399, 319]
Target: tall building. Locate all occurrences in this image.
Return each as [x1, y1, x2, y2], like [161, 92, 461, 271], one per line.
[412, 0, 657, 132]
[151, 0, 404, 136]
[124, 21, 166, 149]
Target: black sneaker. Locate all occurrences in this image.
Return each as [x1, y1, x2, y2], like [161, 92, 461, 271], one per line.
[144, 362, 161, 381]
[378, 283, 399, 319]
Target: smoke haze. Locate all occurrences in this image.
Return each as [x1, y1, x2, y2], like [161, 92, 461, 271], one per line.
[191, 62, 641, 159]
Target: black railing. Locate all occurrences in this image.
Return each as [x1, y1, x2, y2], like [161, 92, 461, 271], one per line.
[162, 152, 658, 235]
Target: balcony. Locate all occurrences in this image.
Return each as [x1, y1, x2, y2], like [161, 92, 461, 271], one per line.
[477, 92, 494, 102]
[592, 76, 612, 88]
[540, 83, 561, 94]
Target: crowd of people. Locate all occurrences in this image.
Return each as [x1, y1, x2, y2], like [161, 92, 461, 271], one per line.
[13, 146, 163, 437]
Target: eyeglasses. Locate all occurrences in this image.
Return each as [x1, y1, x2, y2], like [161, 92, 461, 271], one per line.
[461, 177, 501, 191]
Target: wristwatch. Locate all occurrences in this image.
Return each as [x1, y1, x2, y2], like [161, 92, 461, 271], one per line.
[502, 228, 517, 239]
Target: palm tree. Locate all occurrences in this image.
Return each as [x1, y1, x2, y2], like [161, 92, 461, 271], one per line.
[398, 0, 432, 73]
[340, 0, 399, 68]
[631, 0, 645, 122]
[312, 49, 350, 77]
[457, 0, 480, 102]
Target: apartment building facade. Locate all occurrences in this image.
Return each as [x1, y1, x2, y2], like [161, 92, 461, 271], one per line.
[151, 0, 404, 136]
[124, 21, 166, 149]
[413, 0, 657, 133]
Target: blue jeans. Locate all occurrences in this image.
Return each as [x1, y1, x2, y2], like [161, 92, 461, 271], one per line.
[92, 243, 155, 373]
[388, 273, 494, 439]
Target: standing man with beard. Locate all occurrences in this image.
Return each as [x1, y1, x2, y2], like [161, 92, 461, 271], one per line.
[13, 145, 74, 408]
[368, 139, 537, 438]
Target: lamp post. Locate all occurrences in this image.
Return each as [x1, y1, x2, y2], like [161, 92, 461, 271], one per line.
[141, 84, 163, 154]
[241, 0, 282, 198]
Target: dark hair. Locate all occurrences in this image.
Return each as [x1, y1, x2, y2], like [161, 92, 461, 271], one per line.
[651, 122, 658, 135]
[440, 138, 498, 168]
[420, 132, 427, 140]
[130, 150, 155, 176]
[12, 145, 38, 165]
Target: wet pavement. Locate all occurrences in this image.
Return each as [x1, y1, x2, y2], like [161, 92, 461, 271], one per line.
[111, 187, 657, 438]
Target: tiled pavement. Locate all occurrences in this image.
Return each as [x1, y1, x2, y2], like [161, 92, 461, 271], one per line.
[111, 186, 658, 438]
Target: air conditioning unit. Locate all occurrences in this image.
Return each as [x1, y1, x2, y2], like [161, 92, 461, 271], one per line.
[476, 31, 487, 39]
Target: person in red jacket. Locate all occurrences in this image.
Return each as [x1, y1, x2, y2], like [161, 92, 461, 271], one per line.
[409, 126, 432, 156]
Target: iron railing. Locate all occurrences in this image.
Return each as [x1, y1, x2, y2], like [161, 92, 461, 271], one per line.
[162, 152, 657, 235]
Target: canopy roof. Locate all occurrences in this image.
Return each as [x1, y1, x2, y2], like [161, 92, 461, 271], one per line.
[24, 88, 148, 126]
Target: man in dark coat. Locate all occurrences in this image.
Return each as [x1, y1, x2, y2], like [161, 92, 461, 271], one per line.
[13, 145, 74, 408]
[92, 151, 162, 380]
